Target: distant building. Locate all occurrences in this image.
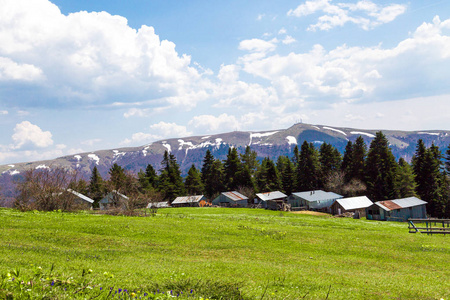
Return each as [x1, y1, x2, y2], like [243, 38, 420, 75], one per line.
[171, 195, 207, 207]
[366, 197, 427, 222]
[330, 196, 373, 217]
[255, 191, 287, 210]
[212, 191, 248, 207]
[287, 190, 343, 211]
[146, 201, 170, 209]
[99, 190, 129, 210]
[66, 189, 94, 208]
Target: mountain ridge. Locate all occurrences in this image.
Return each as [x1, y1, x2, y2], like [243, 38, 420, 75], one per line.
[2, 123, 450, 179]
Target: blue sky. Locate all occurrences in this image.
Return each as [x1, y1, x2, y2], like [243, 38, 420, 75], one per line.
[1, 0, 450, 164]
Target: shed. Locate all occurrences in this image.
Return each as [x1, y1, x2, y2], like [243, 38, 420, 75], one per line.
[330, 196, 373, 217]
[146, 201, 170, 209]
[171, 195, 207, 207]
[212, 191, 248, 207]
[256, 191, 287, 210]
[99, 190, 129, 210]
[366, 197, 427, 222]
[287, 190, 343, 211]
[67, 189, 94, 208]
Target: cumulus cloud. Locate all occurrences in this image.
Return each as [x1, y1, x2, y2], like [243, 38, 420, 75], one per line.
[12, 121, 53, 149]
[80, 139, 102, 146]
[120, 121, 192, 146]
[0, 110, 8, 115]
[288, 0, 407, 31]
[188, 114, 240, 133]
[0, 0, 209, 110]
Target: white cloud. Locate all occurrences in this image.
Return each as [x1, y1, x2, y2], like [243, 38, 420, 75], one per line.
[282, 35, 296, 45]
[80, 139, 102, 146]
[188, 114, 240, 133]
[239, 38, 277, 54]
[288, 0, 407, 31]
[0, 110, 8, 115]
[0, 0, 209, 110]
[257, 14, 265, 21]
[278, 28, 287, 35]
[12, 121, 53, 149]
[120, 121, 192, 146]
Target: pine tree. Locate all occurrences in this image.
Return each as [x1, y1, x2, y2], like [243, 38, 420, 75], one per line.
[341, 141, 353, 182]
[88, 166, 104, 208]
[109, 163, 127, 191]
[397, 158, 417, 198]
[296, 141, 321, 191]
[365, 131, 399, 201]
[279, 157, 295, 195]
[351, 136, 367, 182]
[184, 164, 204, 195]
[158, 151, 185, 202]
[319, 143, 342, 182]
[201, 150, 216, 198]
[240, 146, 259, 176]
[208, 159, 225, 198]
[256, 157, 281, 192]
[445, 143, 450, 175]
[223, 147, 242, 190]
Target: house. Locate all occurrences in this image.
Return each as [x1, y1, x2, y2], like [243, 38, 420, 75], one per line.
[366, 197, 427, 222]
[255, 191, 287, 210]
[287, 190, 343, 211]
[146, 201, 170, 209]
[212, 191, 248, 207]
[99, 190, 129, 210]
[171, 195, 207, 207]
[330, 196, 373, 218]
[66, 189, 94, 208]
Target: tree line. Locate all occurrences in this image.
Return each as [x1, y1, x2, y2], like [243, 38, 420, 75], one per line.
[13, 131, 450, 217]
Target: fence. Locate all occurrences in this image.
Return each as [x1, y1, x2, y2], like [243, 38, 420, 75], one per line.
[408, 218, 450, 235]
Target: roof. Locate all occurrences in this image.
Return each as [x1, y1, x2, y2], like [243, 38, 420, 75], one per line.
[335, 196, 373, 211]
[147, 201, 170, 208]
[221, 191, 248, 201]
[291, 190, 343, 202]
[375, 197, 427, 211]
[172, 195, 205, 204]
[99, 190, 129, 203]
[65, 189, 94, 204]
[256, 191, 287, 201]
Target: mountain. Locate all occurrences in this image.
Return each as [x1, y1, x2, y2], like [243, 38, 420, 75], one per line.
[1, 122, 450, 203]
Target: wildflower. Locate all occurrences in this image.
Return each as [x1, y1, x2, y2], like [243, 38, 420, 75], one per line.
[118, 288, 122, 293]
[131, 292, 136, 297]
[100, 287, 103, 290]
[87, 269, 93, 274]
[51, 281, 55, 286]
[144, 293, 148, 296]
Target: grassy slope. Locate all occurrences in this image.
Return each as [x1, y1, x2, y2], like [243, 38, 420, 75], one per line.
[0, 207, 449, 299]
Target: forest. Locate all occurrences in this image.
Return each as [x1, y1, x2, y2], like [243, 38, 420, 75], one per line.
[12, 131, 450, 218]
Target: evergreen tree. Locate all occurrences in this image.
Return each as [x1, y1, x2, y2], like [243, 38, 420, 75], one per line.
[296, 141, 321, 191]
[208, 159, 225, 198]
[445, 143, 450, 176]
[223, 147, 242, 190]
[109, 163, 127, 191]
[184, 164, 204, 195]
[158, 151, 184, 202]
[365, 131, 399, 201]
[351, 136, 367, 182]
[88, 166, 104, 208]
[319, 143, 342, 182]
[240, 146, 259, 176]
[280, 157, 295, 195]
[256, 157, 281, 192]
[341, 141, 353, 182]
[145, 164, 158, 188]
[201, 150, 216, 198]
[292, 145, 300, 165]
[397, 158, 417, 198]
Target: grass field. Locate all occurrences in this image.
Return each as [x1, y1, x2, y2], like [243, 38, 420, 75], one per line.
[0, 207, 449, 299]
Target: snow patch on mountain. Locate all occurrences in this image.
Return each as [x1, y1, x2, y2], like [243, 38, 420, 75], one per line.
[201, 136, 211, 139]
[8, 164, 14, 168]
[36, 164, 49, 169]
[286, 136, 297, 145]
[178, 139, 194, 150]
[74, 155, 82, 161]
[249, 131, 279, 146]
[418, 132, 440, 136]
[323, 127, 347, 136]
[312, 126, 321, 130]
[162, 142, 171, 153]
[142, 146, 149, 157]
[2, 169, 20, 175]
[351, 131, 375, 138]
[88, 154, 100, 165]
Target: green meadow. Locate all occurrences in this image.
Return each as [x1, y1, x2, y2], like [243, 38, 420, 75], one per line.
[0, 207, 449, 299]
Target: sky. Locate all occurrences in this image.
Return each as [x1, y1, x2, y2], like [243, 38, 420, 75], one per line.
[1, 0, 450, 164]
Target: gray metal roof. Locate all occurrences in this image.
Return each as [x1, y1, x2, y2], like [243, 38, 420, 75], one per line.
[291, 190, 343, 202]
[67, 189, 94, 204]
[335, 196, 373, 211]
[222, 191, 248, 201]
[99, 191, 129, 203]
[147, 201, 170, 208]
[375, 197, 427, 211]
[256, 191, 287, 201]
[172, 195, 205, 204]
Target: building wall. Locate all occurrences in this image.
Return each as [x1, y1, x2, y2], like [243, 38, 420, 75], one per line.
[366, 204, 427, 221]
[212, 194, 247, 207]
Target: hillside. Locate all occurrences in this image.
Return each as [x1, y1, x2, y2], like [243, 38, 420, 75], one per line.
[1, 123, 449, 182]
[1, 207, 449, 299]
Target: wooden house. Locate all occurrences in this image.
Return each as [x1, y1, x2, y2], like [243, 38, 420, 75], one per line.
[366, 197, 427, 222]
[99, 190, 129, 210]
[212, 191, 248, 207]
[330, 196, 373, 217]
[287, 190, 343, 211]
[171, 195, 207, 207]
[255, 191, 287, 210]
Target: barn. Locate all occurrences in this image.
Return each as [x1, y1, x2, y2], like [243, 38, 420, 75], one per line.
[171, 195, 207, 207]
[366, 197, 427, 222]
[212, 191, 248, 207]
[287, 190, 343, 211]
[255, 191, 287, 210]
[99, 190, 129, 210]
[330, 196, 373, 217]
